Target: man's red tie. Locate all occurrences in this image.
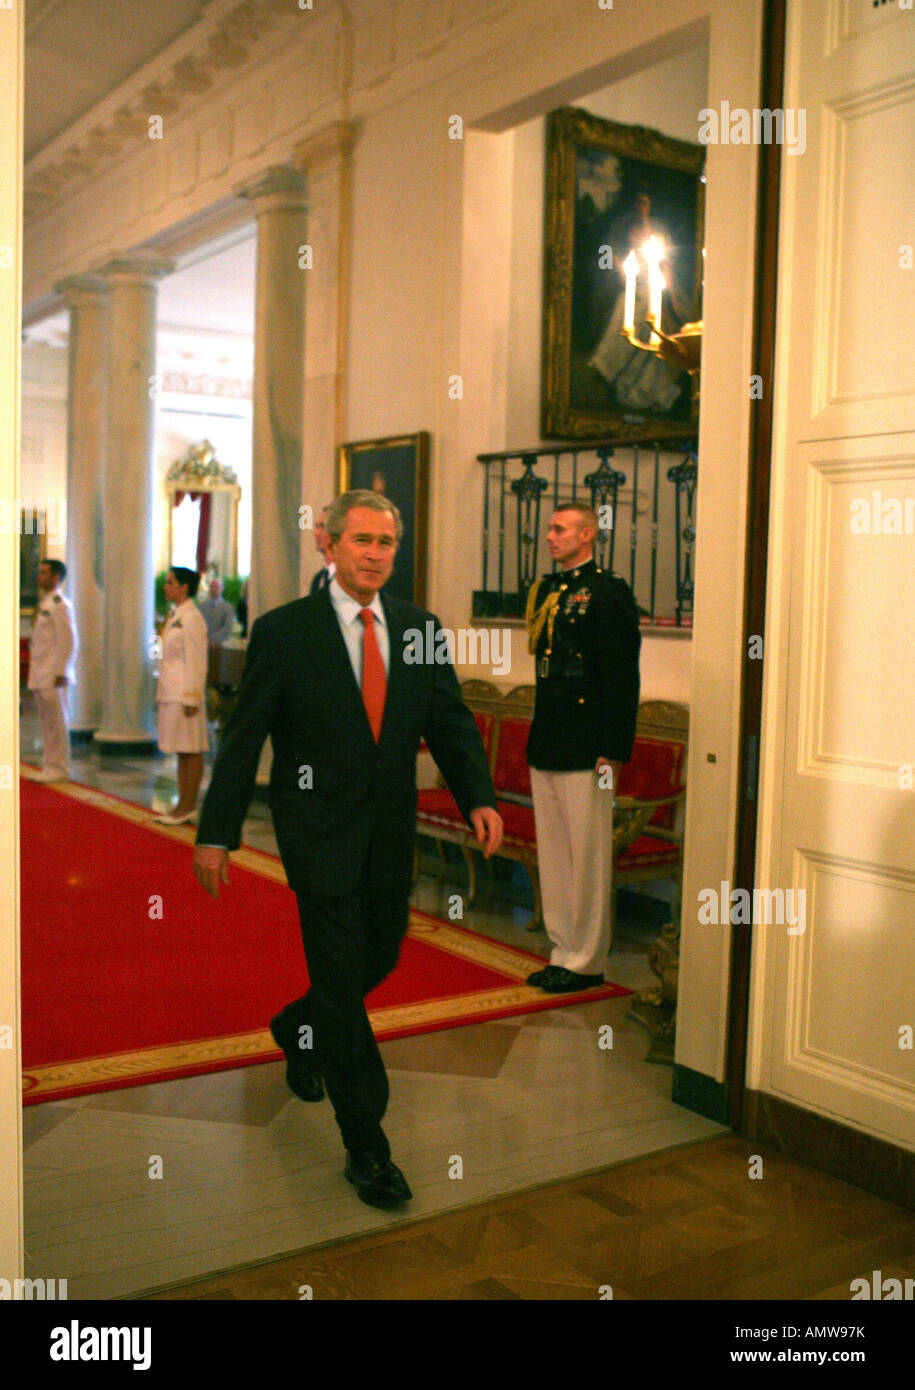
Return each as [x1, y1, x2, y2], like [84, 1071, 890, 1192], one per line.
[359, 608, 386, 741]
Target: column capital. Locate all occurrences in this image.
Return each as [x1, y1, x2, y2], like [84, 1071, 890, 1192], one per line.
[235, 164, 307, 214]
[55, 272, 109, 306]
[99, 253, 175, 286]
[293, 121, 358, 175]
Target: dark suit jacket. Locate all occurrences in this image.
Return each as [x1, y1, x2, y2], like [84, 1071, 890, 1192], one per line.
[196, 588, 496, 914]
[308, 568, 329, 596]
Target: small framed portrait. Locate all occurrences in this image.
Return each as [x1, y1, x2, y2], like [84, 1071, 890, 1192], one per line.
[542, 106, 705, 441]
[338, 432, 430, 606]
[19, 509, 48, 613]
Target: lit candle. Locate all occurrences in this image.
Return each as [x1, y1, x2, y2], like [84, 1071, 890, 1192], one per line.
[649, 265, 665, 342]
[622, 251, 638, 335]
[643, 236, 665, 339]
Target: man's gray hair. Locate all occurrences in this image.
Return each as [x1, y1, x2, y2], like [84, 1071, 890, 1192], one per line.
[325, 489, 403, 543]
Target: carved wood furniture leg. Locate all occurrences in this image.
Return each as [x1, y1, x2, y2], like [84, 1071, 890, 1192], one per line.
[526, 863, 543, 931]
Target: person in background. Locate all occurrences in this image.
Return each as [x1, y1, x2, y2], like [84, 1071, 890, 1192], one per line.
[524, 503, 641, 993]
[236, 579, 248, 638]
[197, 576, 236, 646]
[153, 566, 209, 825]
[308, 505, 336, 595]
[28, 559, 78, 783]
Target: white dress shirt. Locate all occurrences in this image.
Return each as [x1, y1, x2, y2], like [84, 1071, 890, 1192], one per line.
[198, 581, 388, 852]
[328, 577, 390, 682]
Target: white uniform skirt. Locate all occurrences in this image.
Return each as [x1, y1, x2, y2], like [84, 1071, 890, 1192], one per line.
[156, 700, 208, 754]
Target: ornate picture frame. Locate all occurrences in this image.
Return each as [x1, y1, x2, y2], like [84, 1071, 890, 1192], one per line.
[338, 432, 430, 606]
[542, 107, 705, 441]
[19, 508, 48, 614]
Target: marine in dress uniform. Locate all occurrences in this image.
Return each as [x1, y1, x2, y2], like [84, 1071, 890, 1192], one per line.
[525, 505, 641, 992]
[27, 561, 78, 782]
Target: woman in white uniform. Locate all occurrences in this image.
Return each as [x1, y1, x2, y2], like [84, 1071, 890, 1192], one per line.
[153, 566, 209, 824]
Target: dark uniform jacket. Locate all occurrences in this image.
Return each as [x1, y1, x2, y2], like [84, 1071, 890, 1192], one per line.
[196, 587, 496, 913]
[526, 557, 641, 772]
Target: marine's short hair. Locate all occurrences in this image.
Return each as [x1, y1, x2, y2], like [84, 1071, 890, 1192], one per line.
[41, 558, 67, 580]
[325, 489, 403, 544]
[553, 501, 599, 533]
[170, 565, 201, 598]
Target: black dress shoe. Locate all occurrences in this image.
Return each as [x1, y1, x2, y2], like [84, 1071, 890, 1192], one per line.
[344, 1151, 412, 1209]
[269, 1014, 324, 1102]
[537, 967, 605, 993]
[525, 965, 553, 986]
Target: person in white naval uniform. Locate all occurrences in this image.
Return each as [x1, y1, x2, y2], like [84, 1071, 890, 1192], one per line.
[153, 566, 209, 825]
[27, 559, 78, 782]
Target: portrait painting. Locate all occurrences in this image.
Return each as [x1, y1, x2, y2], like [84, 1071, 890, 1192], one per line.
[19, 509, 47, 612]
[338, 432, 430, 606]
[542, 107, 705, 441]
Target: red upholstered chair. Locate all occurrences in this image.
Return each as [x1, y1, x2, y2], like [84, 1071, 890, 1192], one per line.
[414, 684, 688, 937]
[415, 706, 495, 893]
[611, 703, 689, 931]
[491, 716, 533, 801]
[488, 695, 541, 925]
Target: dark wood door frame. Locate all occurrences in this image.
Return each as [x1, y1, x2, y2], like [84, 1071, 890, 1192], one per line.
[726, 0, 787, 1130]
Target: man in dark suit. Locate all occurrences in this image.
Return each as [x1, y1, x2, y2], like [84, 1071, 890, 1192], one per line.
[193, 490, 502, 1209]
[308, 505, 334, 595]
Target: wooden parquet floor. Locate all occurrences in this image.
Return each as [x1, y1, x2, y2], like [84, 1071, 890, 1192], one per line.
[147, 1134, 915, 1301]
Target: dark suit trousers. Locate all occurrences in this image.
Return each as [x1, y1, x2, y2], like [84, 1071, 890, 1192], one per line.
[277, 878, 406, 1161]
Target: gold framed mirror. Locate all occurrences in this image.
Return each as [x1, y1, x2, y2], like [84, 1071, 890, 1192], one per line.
[165, 441, 241, 578]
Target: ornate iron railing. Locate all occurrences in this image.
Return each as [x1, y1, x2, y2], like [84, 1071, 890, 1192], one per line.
[474, 434, 697, 628]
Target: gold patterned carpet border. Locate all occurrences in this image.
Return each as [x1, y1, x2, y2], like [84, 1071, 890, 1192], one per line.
[19, 769, 596, 1104]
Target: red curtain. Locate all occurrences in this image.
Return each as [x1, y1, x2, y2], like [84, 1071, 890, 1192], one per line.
[196, 492, 211, 575]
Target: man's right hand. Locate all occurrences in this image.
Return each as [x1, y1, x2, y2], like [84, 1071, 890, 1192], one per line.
[194, 845, 230, 899]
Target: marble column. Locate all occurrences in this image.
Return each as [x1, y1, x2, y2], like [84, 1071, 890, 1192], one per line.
[94, 254, 173, 755]
[294, 123, 355, 590]
[55, 274, 109, 739]
[237, 166, 307, 624]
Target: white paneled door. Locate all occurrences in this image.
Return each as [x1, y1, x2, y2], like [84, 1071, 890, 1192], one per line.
[750, 0, 915, 1149]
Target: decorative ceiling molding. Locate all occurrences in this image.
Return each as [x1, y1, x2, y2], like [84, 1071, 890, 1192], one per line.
[24, 0, 303, 223]
[161, 371, 252, 399]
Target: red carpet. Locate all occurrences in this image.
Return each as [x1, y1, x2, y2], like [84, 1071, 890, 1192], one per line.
[19, 775, 630, 1104]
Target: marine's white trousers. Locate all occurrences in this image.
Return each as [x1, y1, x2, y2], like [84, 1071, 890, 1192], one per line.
[530, 767, 614, 975]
